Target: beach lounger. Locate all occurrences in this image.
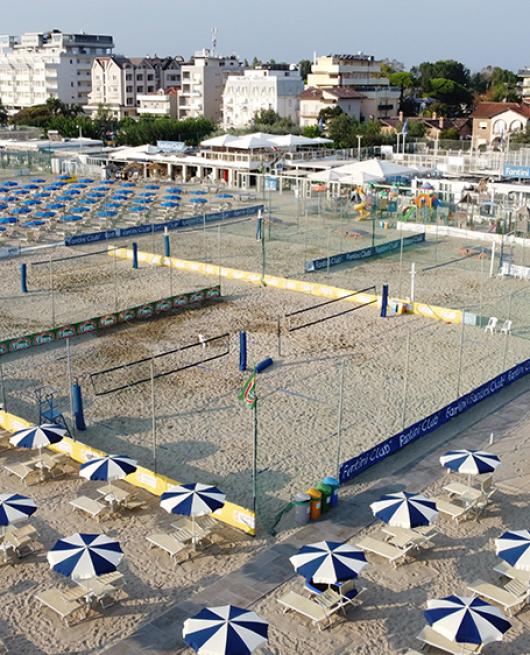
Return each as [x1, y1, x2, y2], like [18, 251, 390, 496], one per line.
[381, 525, 438, 550]
[3, 462, 40, 486]
[493, 560, 530, 585]
[277, 590, 340, 630]
[69, 496, 111, 521]
[469, 489, 497, 521]
[3, 530, 38, 559]
[35, 588, 87, 626]
[431, 496, 474, 523]
[146, 533, 187, 558]
[417, 626, 481, 654]
[356, 536, 412, 567]
[467, 578, 530, 616]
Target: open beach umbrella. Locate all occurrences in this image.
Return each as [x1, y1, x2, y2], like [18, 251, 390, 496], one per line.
[79, 178, 94, 183]
[135, 197, 153, 204]
[105, 202, 123, 208]
[12, 207, 31, 215]
[161, 483, 225, 544]
[47, 533, 123, 581]
[71, 183, 88, 189]
[0, 493, 37, 535]
[0, 217, 17, 224]
[80, 454, 137, 484]
[34, 192, 51, 198]
[31, 178, 46, 183]
[47, 202, 66, 210]
[101, 179, 115, 185]
[216, 193, 233, 199]
[87, 191, 105, 198]
[0, 227, 5, 233]
[290, 541, 367, 584]
[96, 210, 117, 218]
[120, 181, 135, 187]
[62, 188, 80, 195]
[3, 181, 18, 186]
[424, 595, 511, 646]
[83, 198, 99, 205]
[495, 530, 530, 571]
[23, 183, 39, 190]
[34, 211, 55, 219]
[139, 191, 155, 197]
[440, 450, 500, 479]
[144, 184, 160, 189]
[22, 199, 42, 206]
[191, 190, 208, 195]
[71, 206, 90, 213]
[160, 201, 180, 208]
[370, 491, 437, 528]
[191, 197, 208, 204]
[60, 214, 83, 222]
[0, 204, 7, 212]
[10, 423, 66, 465]
[57, 174, 71, 180]
[130, 205, 146, 213]
[183, 605, 268, 655]
[168, 186, 182, 193]
[13, 188, 29, 194]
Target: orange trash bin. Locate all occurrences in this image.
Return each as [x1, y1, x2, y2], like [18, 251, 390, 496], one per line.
[305, 487, 322, 521]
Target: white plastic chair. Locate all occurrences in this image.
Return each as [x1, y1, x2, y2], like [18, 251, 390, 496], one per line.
[485, 317, 498, 334]
[500, 320, 512, 335]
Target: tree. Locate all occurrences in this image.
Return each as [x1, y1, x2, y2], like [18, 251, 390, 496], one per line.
[251, 56, 261, 69]
[439, 127, 461, 140]
[252, 108, 281, 126]
[317, 105, 344, 123]
[413, 60, 470, 91]
[427, 78, 472, 110]
[389, 71, 416, 112]
[298, 59, 312, 82]
[0, 102, 7, 126]
[301, 124, 320, 138]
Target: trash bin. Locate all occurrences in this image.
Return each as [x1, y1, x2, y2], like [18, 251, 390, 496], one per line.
[293, 492, 311, 526]
[323, 476, 340, 508]
[305, 487, 322, 521]
[316, 482, 332, 514]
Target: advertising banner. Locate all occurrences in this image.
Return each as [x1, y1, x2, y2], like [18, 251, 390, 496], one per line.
[339, 356, 530, 484]
[0, 286, 221, 357]
[305, 233, 425, 272]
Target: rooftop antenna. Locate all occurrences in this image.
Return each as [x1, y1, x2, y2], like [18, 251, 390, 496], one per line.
[211, 27, 218, 57]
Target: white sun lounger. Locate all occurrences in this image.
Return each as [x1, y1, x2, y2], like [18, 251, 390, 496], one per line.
[431, 496, 475, 523]
[35, 588, 87, 626]
[417, 626, 481, 654]
[277, 590, 340, 630]
[3, 462, 40, 486]
[356, 536, 412, 567]
[493, 560, 530, 585]
[467, 578, 530, 616]
[69, 496, 111, 521]
[146, 533, 187, 558]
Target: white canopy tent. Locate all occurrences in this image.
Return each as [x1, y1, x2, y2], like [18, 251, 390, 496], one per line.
[269, 134, 317, 148]
[200, 134, 240, 147]
[227, 134, 278, 150]
[338, 171, 384, 186]
[333, 159, 418, 179]
[307, 168, 346, 183]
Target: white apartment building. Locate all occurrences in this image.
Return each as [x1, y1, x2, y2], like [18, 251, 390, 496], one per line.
[518, 67, 530, 102]
[178, 49, 242, 123]
[138, 87, 179, 117]
[303, 53, 400, 124]
[85, 56, 182, 118]
[222, 65, 303, 129]
[0, 30, 114, 111]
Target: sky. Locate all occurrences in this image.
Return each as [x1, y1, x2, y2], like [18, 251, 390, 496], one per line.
[6, 0, 529, 73]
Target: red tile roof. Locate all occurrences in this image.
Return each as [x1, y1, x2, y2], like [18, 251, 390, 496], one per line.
[473, 102, 530, 119]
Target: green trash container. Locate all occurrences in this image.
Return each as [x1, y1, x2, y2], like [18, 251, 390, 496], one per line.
[316, 481, 332, 514]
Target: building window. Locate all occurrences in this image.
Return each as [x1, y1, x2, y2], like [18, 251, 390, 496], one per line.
[137, 86, 144, 92]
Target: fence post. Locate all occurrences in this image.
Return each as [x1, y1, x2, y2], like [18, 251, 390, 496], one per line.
[502, 292, 513, 370]
[455, 319, 466, 398]
[72, 380, 86, 431]
[0, 360, 6, 410]
[49, 256, 56, 328]
[335, 360, 345, 478]
[239, 331, 247, 372]
[150, 358, 157, 473]
[163, 229, 171, 258]
[380, 283, 389, 318]
[401, 328, 412, 429]
[132, 242, 138, 269]
[20, 263, 28, 293]
[276, 317, 282, 357]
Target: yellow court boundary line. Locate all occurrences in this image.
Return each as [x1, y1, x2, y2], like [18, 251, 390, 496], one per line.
[0, 411, 256, 536]
[111, 247, 464, 325]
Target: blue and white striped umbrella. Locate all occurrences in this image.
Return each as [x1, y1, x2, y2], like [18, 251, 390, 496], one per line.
[370, 491, 437, 528]
[10, 423, 66, 451]
[0, 493, 37, 527]
[160, 483, 225, 517]
[495, 530, 530, 571]
[424, 595, 511, 645]
[47, 533, 123, 580]
[289, 541, 367, 584]
[80, 454, 137, 482]
[440, 450, 500, 476]
[183, 605, 268, 655]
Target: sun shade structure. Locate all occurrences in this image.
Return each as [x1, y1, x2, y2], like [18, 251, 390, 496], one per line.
[200, 134, 240, 147]
[370, 491, 437, 528]
[495, 530, 530, 571]
[80, 455, 137, 482]
[440, 450, 500, 476]
[333, 158, 418, 179]
[0, 493, 37, 531]
[47, 533, 123, 580]
[289, 540, 367, 584]
[424, 595, 511, 646]
[183, 605, 268, 655]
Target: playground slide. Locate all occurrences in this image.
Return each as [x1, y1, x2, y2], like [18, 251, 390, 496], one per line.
[354, 202, 370, 220]
[402, 206, 416, 222]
